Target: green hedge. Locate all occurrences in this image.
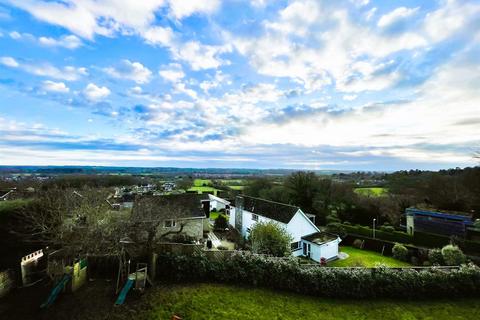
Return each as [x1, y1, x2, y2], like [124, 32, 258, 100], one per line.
[343, 224, 480, 255]
[342, 224, 412, 243]
[156, 251, 480, 299]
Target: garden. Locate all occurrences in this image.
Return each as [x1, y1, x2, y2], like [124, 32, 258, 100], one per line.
[328, 246, 411, 267]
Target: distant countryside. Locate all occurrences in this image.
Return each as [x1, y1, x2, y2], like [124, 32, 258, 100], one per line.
[1, 0, 480, 319]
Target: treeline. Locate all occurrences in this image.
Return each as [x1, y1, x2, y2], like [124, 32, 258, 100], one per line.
[386, 167, 480, 213]
[244, 167, 480, 228]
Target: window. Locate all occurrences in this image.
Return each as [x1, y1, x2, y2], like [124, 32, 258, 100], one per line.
[164, 219, 176, 228]
[291, 241, 301, 251]
[252, 214, 258, 221]
[246, 227, 251, 233]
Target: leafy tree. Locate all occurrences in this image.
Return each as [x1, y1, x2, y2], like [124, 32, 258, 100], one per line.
[249, 221, 293, 257]
[176, 176, 193, 190]
[285, 171, 319, 214]
[245, 178, 274, 198]
[441, 245, 466, 266]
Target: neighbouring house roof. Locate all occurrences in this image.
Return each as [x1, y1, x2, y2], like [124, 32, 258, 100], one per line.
[406, 207, 473, 222]
[301, 232, 337, 245]
[133, 193, 209, 219]
[237, 195, 300, 224]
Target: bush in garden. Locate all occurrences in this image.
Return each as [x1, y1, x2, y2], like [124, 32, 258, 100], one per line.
[155, 251, 480, 299]
[248, 221, 293, 257]
[380, 225, 395, 233]
[353, 239, 363, 249]
[326, 222, 346, 238]
[428, 248, 444, 265]
[214, 215, 228, 230]
[441, 245, 466, 266]
[392, 243, 408, 261]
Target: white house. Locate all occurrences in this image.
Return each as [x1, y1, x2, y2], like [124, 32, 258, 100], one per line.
[208, 194, 230, 212]
[229, 195, 341, 262]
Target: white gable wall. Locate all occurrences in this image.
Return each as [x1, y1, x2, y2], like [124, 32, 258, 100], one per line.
[286, 210, 320, 243]
[305, 238, 341, 261]
[240, 209, 286, 238]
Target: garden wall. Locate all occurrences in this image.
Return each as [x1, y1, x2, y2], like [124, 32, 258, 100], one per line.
[155, 251, 480, 299]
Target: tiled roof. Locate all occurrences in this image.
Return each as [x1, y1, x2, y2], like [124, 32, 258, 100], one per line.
[237, 195, 300, 224]
[133, 193, 209, 219]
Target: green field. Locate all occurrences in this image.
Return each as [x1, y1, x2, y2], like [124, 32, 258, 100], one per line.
[133, 284, 479, 320]
[193, 179, 212, 187]
[354, 187, 389, 197]
[328, 246, 411, 267]
[229, 185, 245, 190]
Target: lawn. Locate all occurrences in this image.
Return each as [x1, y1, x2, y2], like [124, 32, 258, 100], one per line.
[328, 246, 411, 267]
[354, 187, 389, 197]
[135, 284, 480, 320]
[209, 211, 227, 220]
[229, 185, 245, 190]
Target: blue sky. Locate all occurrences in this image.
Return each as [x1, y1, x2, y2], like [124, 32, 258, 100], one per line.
[0, 0, 479, 170]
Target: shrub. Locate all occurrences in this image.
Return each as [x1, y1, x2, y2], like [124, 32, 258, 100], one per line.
[326, 222, 346, 238]
[214, 215, 228, 230]
[353, 239, 363, 249]
[441, 245, 466, 266]
[392, 243, 408, 261]
[343, 221, 352, 226]
[380, 225, 395, 233]
[428, 249, 444, 265]
[249, 221, 293, 257]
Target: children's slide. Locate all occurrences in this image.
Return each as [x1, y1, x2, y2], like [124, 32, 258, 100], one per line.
[115, 278, 135, 305]
[40, 274, 72, 308]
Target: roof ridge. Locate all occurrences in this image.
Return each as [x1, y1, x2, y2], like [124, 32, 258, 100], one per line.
[241, 195, 299, 209]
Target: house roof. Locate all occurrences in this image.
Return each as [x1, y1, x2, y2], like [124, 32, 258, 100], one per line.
[301, 232, 337, 245]
[237, 195, 300, 224]
[133, 193, 209, 219]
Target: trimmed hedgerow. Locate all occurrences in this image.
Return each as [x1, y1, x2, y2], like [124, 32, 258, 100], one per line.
[155, 251, 480, 299]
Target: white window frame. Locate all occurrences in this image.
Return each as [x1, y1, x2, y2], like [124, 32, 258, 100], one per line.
[252, 213, 259, 221]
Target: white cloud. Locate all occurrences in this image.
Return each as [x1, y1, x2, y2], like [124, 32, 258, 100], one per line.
[159, 63, 185, 82]
[142, 26, 174, 46]
[0, 56, 19, 67]
[42, 80, 70, 93]
[171, 41, 231, 70]
[8, 0, 221, 41]
[38, 34, 83, 49]
[1, 57, 86, 81]
[167, 0, 220, 20]
[343, 94, 357, 101]
[423, 0, 480, 42]
[377, 6, 419, 28]
[83, 83, 111, 101]
[350, 0, 370, 7]
[104, 59, 152, 84]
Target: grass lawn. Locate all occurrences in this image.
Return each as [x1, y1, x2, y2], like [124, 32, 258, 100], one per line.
[193, 179, 212, 187]
[229, 185, 245, 190]
[209, 211, 227, 220]
[328, 246, 411, 267]
[354, 187, 389, 197]
[135, 283, 480, 320]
